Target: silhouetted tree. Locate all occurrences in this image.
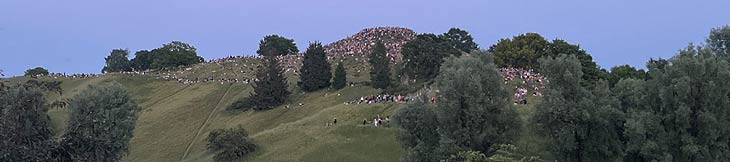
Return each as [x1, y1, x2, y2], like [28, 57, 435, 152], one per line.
[102, 49, 132, 73]
[441, 28, 478, 53]
[24, 67, 49, 77]
[256, 35, 299, 56]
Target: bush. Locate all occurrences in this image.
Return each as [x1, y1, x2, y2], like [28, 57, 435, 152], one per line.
[207, 126, 257, 162]
[227, 97, 254, 111]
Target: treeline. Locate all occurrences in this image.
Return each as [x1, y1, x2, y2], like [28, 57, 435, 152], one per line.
[102, 41, 204, 73]
[393, 25, 730, 162]
[0, 80, 139, 162]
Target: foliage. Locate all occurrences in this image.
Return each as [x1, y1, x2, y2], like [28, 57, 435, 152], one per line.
[102, 49, 132, 73]
[435, 52, 521, 156]
[623, 45, 730, 162]
[393, 95, 441, 162]
[401, 33, 460, 81]
[489, 34, 604, 88]
[331, 62, 347, 90]
[707, 25, 730, 58]
[442, 28, 478, 53]
[0, 85, 55, 162]
[58, 82, 140, 162]
[130, 50, 153, 71]
[150, 41, 204, 69]
[249, 56, 290, 110]
[533, 54, 623, 162]
[256, 35, 299, 56]
[227, 96, 254, 111]
[441, 151, 488, 162]
[489, 33, 549, 69]
[369, 42, 391, 89]
[607, 64, 646, 88]
[24, 67, 49, 77]
[298, 41, 332, 92]
[207, 126, 258, 162]
[395, 52, 521, 162]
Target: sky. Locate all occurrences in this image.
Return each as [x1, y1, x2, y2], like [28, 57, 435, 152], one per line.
[1, 0, 729, 77]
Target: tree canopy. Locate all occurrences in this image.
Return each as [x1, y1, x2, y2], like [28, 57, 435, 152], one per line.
[24, 67, 49, 77]
[607, 64, 646, 88]
[102, 49, 132, 73]
[127, 41, 203, 71]
[331, 62, 347, 90]
[249, 56, 290, 110]
[395, 51, 521, 162]
[58, 82, 140, 162]
[442, 28, 478, 53]
[369, 42, 391, 89]
[257, 35, 299, 56]
[298, 41, 332, 92]
[707, 25, 730, 58]
[401, 33, 460, 81]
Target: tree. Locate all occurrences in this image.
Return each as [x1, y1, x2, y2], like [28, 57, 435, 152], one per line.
[393, 95, 441, 162]
[533, 54, 623, 162]
[547, 39, 604, 88]
[369, 41, 391, 89]
[24, 67, 49, 77]
[102, 49, 132, 73]
[207, 126, 257, 162]
[607, 64, 646, 88]
[401, 34, 460, 81]
[298, 42, 332, 92]
[623, 45, 730, 162]
[256, 35, 299, 56]
[395, 52, 522, 162]
[435, 52, 521, 157]
[707, 25, 730, 58]
[442, 28, 478, 53]
[489, 33, 549, 69]
[0, 85, 55, 162]
[131, 50, 154, 71]
[150, 41, 204, 69]
[249, 56, 290, 110]
[331, 62, 347, 90]
[58, 82, 140, 162]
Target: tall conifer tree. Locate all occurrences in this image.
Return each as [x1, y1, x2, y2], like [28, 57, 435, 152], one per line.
[369, 42, 391, 89]
[299, 42, 331, 92]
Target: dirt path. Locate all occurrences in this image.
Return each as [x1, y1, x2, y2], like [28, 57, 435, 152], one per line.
[180, 84, 233, 160]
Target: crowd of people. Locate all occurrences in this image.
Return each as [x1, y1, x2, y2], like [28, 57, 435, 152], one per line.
[324, 27, 416, 62]
[43, 73, 103, 79]
[363, 115, 390, 127]
[345, 94, 409, 105]
[498, 68, 545, 105]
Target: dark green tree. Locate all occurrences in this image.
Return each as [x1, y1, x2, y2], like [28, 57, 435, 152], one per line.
[395, 52, 521, 162]
[298, 42, 332, 92]
[707, 25, 730, 58]
[0, 85, 55, 162]
[401, 34, 460, 81]
[489, 33, 549, 69]
[623, 45, 730, 162]
[256, 35, 299, 56]
[150, 41, 204, 69]
[369, 42, 391, 89]
[435, 52, 521, 157]
[249, 56, 290, 110]
[131, 50, 154, 71]
[533, 54, 623, 162]
[607, 64, 646, 88]
[331, 62, 347, 90]
[207, 126, 257, 162]
[102, 49, 132, 73]
[547, 39, 604, 88]
[441, 28, 478, 53]
[58, 82, 140, 162]
[393, 95, 440, 162]
[24, 67, 49, 77]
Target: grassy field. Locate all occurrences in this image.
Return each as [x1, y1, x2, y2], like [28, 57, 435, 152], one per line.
[6, 56, 553, 162]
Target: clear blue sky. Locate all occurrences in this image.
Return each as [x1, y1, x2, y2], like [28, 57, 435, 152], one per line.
[1, 0, 729, 76]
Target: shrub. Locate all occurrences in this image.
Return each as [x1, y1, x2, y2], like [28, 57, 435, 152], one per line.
[207, 126, 257, 162]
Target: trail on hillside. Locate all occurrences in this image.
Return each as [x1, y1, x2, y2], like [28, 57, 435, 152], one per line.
[180, 84, 233, 160]
[145, 85, 190, 108]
